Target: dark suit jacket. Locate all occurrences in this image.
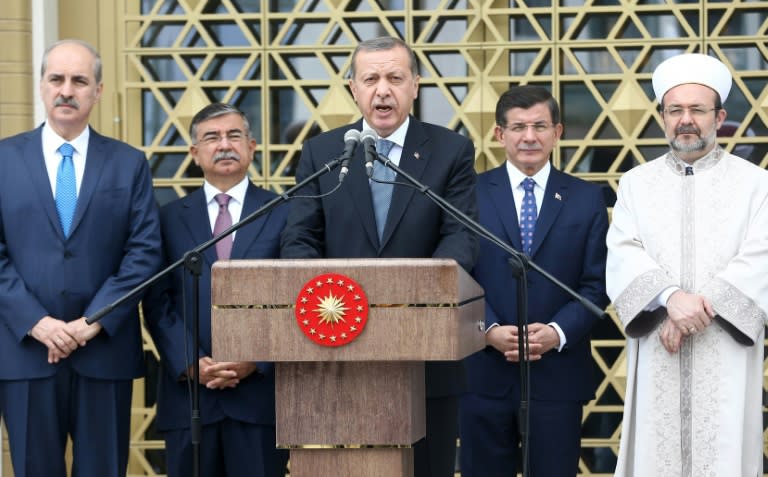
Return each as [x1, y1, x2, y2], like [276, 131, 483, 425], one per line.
[0, 125, 162, 381]
[281, 116, 478, 396]
[465, 165, 609, 401]
[143, 183, 288, 430]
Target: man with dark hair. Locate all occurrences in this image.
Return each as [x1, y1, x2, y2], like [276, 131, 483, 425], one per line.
[143, 103, 289, 477]
[0, 39, 161, 477]
[460, 85, 609, 477]
[281, 36, 478, 477]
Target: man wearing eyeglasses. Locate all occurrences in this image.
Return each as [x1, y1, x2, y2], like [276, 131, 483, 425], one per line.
[607, 53, 768, 476]
[143, 103, 289, 477]
[460, 85, 609, 476]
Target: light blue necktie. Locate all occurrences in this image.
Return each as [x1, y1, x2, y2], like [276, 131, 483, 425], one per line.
[371, 139, 396, 241]
[519, 177, 537, 255]
[55, 143, 77, 237]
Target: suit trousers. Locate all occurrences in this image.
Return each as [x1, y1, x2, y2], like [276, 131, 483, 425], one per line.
[0, 362, 132, 477]
[414, 395, 460, 477]
[459, 392, 583, 477]
[164, 417, 288, 477]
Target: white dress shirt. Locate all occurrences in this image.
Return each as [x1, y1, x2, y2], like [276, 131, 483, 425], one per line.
[361, 117, 408, 167]
[42, 123, 89, 197]
[203, 176, 249, 241]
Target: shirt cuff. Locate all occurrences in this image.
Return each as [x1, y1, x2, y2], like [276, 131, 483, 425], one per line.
[548, 322, 566, 352]
[644, 286, 681, 311]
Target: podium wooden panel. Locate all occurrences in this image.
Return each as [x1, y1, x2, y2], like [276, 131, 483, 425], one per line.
[211, 258, 485, 477]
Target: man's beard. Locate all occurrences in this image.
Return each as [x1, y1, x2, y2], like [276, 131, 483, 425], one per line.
[668, 127, 716, 154]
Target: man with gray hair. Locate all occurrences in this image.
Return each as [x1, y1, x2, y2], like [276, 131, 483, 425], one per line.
[0, 39, 161, 477]
[606, 53, 768, 476]
[143, 102, 289, 477]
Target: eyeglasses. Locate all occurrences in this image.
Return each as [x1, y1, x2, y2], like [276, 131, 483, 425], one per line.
[503, 122, 554, 134]
[198, 130, 247, 146]
[660, 106, 717, 118]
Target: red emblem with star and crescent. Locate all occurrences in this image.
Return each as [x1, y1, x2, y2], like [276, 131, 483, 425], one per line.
[294, 273, 369, 347]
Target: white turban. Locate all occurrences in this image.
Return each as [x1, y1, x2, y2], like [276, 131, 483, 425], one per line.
[652, 53, 732, 103]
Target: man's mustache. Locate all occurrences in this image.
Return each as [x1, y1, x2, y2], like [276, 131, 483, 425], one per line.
[54, 97, 79, 109]
[676, 125, 700, 136]
[517, 144, 542, 151]
[213, 152, 240, 163]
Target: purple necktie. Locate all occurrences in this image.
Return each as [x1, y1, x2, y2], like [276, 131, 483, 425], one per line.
[519, 177, 537, 255]
[213, 193, 233, 260]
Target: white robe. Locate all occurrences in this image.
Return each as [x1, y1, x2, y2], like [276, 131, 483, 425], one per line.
[606, 148, 768, 477]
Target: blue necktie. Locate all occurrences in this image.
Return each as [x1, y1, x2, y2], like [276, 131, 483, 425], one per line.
[519, 177, 537, 255]
[55, 143, 77, 237]
[371, 139, 396, 241]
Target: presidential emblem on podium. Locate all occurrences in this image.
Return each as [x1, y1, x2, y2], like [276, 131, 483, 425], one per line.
[294, 273, 369, 347]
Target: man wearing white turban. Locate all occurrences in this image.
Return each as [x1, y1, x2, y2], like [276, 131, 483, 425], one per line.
[606, 52, 768, 476]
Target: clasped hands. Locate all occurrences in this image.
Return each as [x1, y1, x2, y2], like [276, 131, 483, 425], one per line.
[486, 322, 560, 362]
[193, 357, 259, 390]
[30, 315, 102, 364]
[659, 290, 714, 354]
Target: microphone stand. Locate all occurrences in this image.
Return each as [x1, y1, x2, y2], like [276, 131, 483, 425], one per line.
[372, 153, 605, 477]
[85, 156, 346, 477]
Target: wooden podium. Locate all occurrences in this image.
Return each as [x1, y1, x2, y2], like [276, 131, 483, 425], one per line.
[211, 258, 485, 477]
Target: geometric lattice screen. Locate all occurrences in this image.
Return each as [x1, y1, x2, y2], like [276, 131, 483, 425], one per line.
[116, 1, 768, 476]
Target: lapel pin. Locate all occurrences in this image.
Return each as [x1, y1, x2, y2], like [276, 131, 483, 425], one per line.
[554, 192, 562, 201]
[413, 152, 421, 160]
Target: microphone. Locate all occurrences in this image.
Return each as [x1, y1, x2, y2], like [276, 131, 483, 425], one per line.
[337, 129, 361, 183]
[360, 129, 378, 179]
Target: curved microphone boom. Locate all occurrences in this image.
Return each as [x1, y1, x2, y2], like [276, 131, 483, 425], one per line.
[337, 129, 362, 183]
[360, 129, 378, 178]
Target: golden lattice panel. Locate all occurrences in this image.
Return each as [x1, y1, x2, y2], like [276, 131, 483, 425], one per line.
[114, 1, 768, 476]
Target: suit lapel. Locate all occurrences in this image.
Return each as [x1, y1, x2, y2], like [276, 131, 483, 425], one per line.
[230, 183, 272, 259]
[68, 127, 107, 239]
[179, 189, 219, 267]
[529, 167, 567, 257]
[487, 165, 524, 252]
[21, 128, 64, 240]
[380, 117, 429, 248]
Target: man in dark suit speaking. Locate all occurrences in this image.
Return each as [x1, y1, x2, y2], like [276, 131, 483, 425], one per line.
[459, 86, 609, 477]
[0, 39, 162, 477]
[280, 36, 478, 477]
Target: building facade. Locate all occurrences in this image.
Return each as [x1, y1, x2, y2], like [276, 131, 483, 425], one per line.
[1, 0, 766, 475]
